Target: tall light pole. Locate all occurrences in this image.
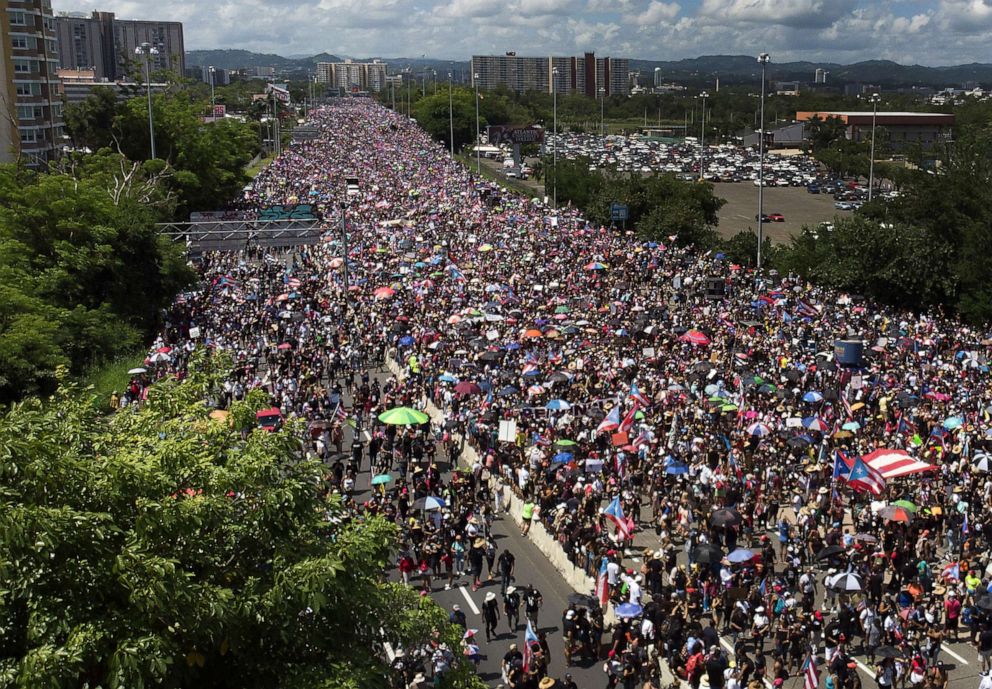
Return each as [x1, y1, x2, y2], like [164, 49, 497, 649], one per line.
[474, 72, 481, 174]
[448, 71, 454, 157]
[757, 52, 770, 271]
[208, 66, 216, 117]
[868, 92, 880, 202]
[552, 66, 558, 207]
[599, 87, 606, 136]
[698, 90, 709, 181]
[134, 42, 159, 159]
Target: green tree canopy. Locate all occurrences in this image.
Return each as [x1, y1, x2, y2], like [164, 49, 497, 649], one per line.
[0, 357, 478, 689]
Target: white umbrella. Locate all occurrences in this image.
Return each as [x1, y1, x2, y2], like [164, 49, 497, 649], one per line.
[127, 367, 147, 375]
[974, 452, 992, 472]
[827, 572, 862, 592]
[149, 352, 170, 363]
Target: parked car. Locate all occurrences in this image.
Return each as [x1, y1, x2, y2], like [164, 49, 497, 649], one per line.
[834, 201, 853, 211]
[768, 213, 785, 222]
[755, 214, 772, 223]
[256, 407, 284, 432]
[807, 185, 820, 194]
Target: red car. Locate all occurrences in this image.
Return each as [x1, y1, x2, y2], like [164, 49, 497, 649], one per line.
[255, 407, 284, 432]
[768, 213, 785, 222]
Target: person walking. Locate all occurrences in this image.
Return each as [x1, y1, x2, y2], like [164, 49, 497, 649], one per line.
[498, 548, 516, 594]
[483, 591, 501, 642]
[504, 585, 521, 632]
[524, 584, 544, 629]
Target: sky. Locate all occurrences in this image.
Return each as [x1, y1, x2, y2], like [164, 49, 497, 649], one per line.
[58, 0, 992, 66]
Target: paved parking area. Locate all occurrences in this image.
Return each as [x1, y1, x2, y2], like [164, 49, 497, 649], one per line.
[714, 182, 853, 243]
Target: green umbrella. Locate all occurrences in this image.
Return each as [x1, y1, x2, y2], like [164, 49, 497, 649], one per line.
[555, 439, 577, 446]
[708, 396, 726, 403]
[371, 474, 393, 486]
[892, 499, 918, 512]
[378, 407, 430, 425]
[555, 306, 570, 314]
[635, 411, 645, 420]
[720, 404, 739, 412]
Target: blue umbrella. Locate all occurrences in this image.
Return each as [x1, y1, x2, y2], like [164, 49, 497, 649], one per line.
[398, 335, 415, 347]
[665, 463, 689, 475]
[944, 416, 964, 430]
[803, 391, 824, 403]
[616, 603, 643, 618]
[523, 369, 541, 377]
[438, 373, 458, 383]
[727, 548, 755, 563]
[498, 385, 519, 397]
[842, 421, 861, 431]
[546, 399, 571, 411]
[505, 342, 521, 350]
[551, 452, 573, 464]
[413, 495, 446, 511]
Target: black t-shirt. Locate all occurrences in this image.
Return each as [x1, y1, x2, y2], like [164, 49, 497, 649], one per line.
[498, 551, 515, 574]
[980, 629, 992, 652]
[525, 589, 542, 611]
[504, 591, 521, 611]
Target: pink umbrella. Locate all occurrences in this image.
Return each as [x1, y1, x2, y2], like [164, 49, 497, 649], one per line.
[374, 287, 396, 299]
[680, 329, 711, 346]
[277, 343, 292, 350]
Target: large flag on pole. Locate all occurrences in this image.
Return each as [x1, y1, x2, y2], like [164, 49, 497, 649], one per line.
[596, 406, 620, 434]
[523, 620, 539, 671]
[602, 496, 631, 539]
[802, 653, 819, 689]
[846, 456, 886, 496]
[596, 558, 610, 605]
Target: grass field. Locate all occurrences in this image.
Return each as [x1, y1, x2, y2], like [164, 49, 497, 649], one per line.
[245, 155, 274, 179]
[80, 350, 145, 411]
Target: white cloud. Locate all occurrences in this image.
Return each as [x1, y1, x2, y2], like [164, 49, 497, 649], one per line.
[634, 1, 681, 24]
[698, 0, 857, 28]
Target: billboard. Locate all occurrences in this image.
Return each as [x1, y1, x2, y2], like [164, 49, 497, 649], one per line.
[487, 125, 544, 145]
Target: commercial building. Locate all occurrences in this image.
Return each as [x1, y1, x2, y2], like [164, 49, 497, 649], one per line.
[470, 52, 629, 96]
[55, 11, 184, 81]
[795, 110, 955, 150]
[814, 68, 827, 84]
[3, 0, 64, 165]
[315, 60, 388, 92]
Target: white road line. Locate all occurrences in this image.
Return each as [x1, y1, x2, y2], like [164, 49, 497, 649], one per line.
[941, 645, 970, 665]
[459, 585, 481, 615]
[853, 657, 876, 678]
[718, 637, 773, 689]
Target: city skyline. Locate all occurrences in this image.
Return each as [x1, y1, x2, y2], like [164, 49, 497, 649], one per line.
[52, 0, 992, 67]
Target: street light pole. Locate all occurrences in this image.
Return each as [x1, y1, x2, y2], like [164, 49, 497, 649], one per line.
[448, 71, 454, 157]
[698, 90, 709, 181]
[474, 72, 481, 174]
[599, 87, 605, 136]
[134, 42, 159, 159]
[552, 66, 558, 208]
[757, 52, 770, 271]
[868, 92, 880, 202]
[208, 66, 216, 117]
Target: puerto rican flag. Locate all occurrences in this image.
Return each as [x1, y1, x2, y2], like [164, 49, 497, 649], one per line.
[863, 448, 936, 479]
[522, 362, 540, 376]
[596, 558, 610, 605]
[618, 401, 640, 433]
[523, 621, 539, 671]
[796, 299, 820, 319]
[602, 496, 631, 539]
[942, 561, 961, 582]
[629, 381, 650, 407]
[334, 403, 348, 423]
[833, 450, 853, 480]
[597, 406, 621, 434]
[446, 263, 466, 282]
[846, 456, 886, 496]
[802, 653, 819, 689]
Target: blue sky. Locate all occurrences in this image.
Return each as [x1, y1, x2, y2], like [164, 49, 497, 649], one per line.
[59, 0, 992, 66]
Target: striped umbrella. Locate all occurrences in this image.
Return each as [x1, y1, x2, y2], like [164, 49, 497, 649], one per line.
[802, 417, 830, 432]
[974, 452, 992, 472]
[746, 422, 772, 437]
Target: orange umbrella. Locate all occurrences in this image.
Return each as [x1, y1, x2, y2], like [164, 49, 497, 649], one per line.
[522, 329, 543, 339]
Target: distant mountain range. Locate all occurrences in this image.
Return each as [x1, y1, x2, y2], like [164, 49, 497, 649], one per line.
[186, 50, 992, 87]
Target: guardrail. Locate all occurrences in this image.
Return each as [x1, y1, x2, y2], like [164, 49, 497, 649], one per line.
[156, 219, 325, 252]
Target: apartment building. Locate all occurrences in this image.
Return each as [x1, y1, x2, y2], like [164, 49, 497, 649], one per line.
[315, 60, 388, 92]
[55, 11, 184, 81]
[470, 52, 629, 96]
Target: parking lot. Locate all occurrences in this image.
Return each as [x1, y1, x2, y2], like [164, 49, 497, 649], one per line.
[714, 182, 848, 243]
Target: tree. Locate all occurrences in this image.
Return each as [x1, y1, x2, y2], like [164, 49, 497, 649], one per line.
[412, 89, 480, 152]
[0, 356, 481, 689]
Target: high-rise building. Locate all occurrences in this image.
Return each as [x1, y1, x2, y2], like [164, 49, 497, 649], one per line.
[653, 67, 663, 87]
[814, 68, 827, 84]
[3, 0, 64, 165]
[470, 52, 629, 96]
[55, 11, 184, 82]
[315, 60, 388, 92]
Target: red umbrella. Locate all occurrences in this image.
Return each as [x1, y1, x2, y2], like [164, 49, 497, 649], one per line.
[454, 381, 482, 397]
[680, 329, 711, 346]
[374, 287, 396, 299]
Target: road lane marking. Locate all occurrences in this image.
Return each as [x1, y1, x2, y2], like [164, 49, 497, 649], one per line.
[941, 645, 970, 665]
[853, 658, 876, 677]
[459, 585, 481, 615]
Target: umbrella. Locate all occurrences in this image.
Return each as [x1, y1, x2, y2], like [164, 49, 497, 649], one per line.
[746, 422, 772, 437]
[803, 391, 824, 403]
[976, 595, 992, 612]
[371, 474, 393, 486]
[974, 452, 992, 472]
[378, 407, 430, 425]
[854, 533, 878, 543]
[149, 351, 170, 363]
[546, 399, 572, 411]
[816, 545, 847, 560]
[454, 381, 482, 397]
[568, 593, 599, 608]
[878, 505, 914, 523]
[615, 602, 642, 618]
[555, 439, 577, 446]
[726, 548, 755, 564]
[842, 421, 861, 431]
[690, 543, 725, 564]
[710, 508, 741, 527]
[943, 416, 964, 430]
[398, 335, 415, 347]
[373, 286, 396, 299]
[875, 646, 903, 659]
[498, 385, 519, 397]
[827, 572, 862, 592]
[891, 500, 918, 512]
[438, 373, 459, 383]
[680, 329, 711, 346]
[802, 417, 830, 432]
[551, 452, 573, 464]
[522, 329, 543, 339]
[665, 463, 689, 475]
[584, 261, 607, 270]
[413, 495, 446, 511]
[127, 367, 147, 375]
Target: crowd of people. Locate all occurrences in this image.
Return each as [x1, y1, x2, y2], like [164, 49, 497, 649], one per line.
[136, 98, 992, 689]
